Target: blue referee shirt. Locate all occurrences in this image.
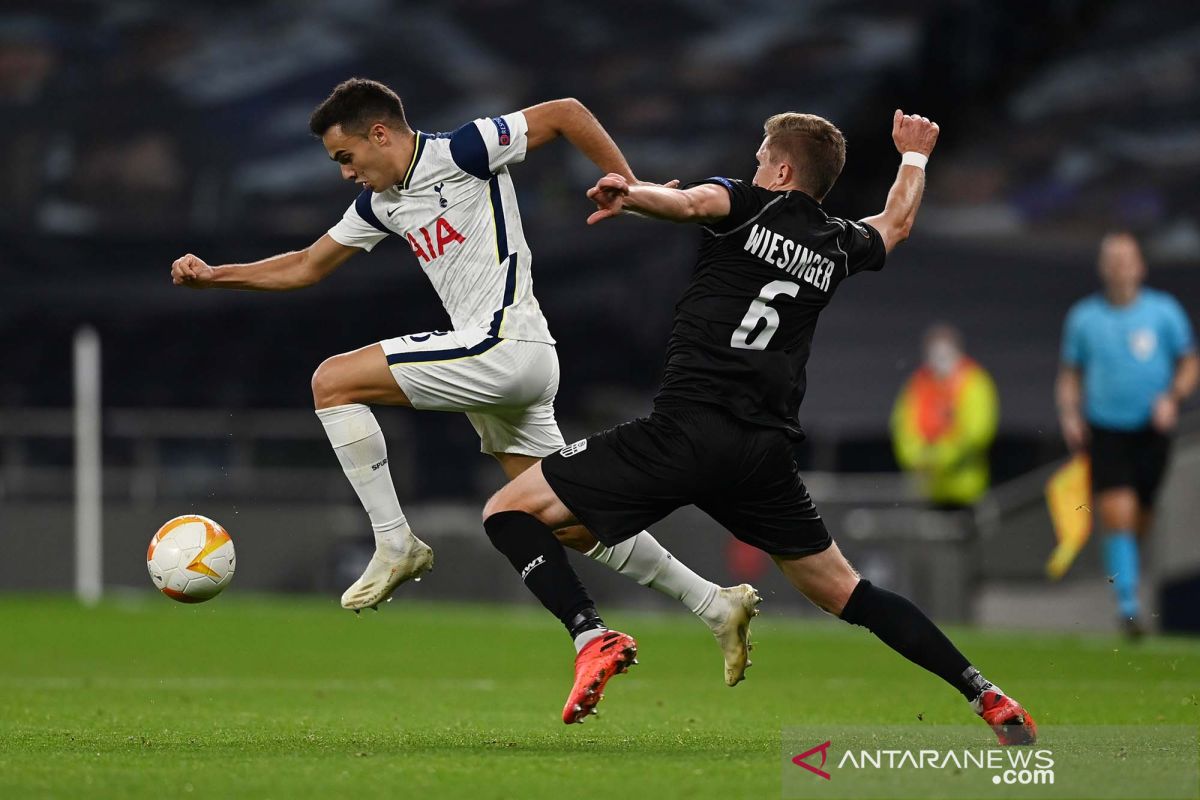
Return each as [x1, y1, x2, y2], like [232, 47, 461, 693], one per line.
[1061, 288, 1196, 430]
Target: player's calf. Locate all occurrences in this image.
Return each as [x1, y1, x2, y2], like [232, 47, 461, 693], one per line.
[777, 546, 1038, 746]
[317, 402, 432, 611]
[837, 578, 1037, 745]
[483, 509, 637, 723]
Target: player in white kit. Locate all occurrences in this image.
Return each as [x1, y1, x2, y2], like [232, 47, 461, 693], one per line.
[171, 79, 759, 687]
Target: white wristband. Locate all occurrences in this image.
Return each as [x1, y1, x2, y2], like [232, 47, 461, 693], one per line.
[901, 151, 928, 170]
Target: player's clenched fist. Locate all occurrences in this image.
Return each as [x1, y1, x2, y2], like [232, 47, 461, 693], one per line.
[171, 253, 214, 287]
[891, 109, 939, 157]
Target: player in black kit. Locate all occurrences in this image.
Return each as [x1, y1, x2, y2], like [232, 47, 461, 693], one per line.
[481, 109, 1037, 744]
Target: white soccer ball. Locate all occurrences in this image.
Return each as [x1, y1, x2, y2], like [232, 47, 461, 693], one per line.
[147, 515, 236, 603]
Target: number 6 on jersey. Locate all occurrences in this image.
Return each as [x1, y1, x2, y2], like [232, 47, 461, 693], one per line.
[731, 280, 800, 350]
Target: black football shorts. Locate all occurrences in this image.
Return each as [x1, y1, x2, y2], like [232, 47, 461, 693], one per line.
[540, 404, 831, 557]
[1088, 424, 1171, 507]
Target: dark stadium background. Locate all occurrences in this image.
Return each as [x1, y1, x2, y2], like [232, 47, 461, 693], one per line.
[2, 0, 1199, 630]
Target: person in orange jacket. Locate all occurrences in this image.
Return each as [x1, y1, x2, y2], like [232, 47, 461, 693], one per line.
[891, 324, 999, 509]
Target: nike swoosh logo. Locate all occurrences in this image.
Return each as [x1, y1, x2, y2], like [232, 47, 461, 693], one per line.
[386, 206, 401, 218]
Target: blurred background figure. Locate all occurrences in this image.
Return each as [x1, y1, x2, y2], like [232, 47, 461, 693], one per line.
[891, 324, 998, 510]
[1056, 232, 1199, 637]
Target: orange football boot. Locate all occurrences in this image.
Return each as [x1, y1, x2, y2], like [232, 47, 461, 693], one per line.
[975, 689, 1038, 746]
[562, 630, 637, 724]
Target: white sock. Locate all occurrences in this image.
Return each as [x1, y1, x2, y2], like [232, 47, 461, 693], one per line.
[316, 404, 412, 556]
[573, 627, 608, 653]
[587, 532, 721, 624]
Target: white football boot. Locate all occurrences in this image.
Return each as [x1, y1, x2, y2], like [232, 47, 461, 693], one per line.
[705, 583, 762, 686]
[341, 536, 434, 612]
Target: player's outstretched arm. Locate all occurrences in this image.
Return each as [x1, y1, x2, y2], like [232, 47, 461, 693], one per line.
[170, 234, 359, 291]
[586, 174, 730, 225]
[522, 98, 636, 182]
[861, 110, 939, 254]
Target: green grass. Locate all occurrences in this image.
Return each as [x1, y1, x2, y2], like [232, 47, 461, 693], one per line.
[1, 595, 1198, 799]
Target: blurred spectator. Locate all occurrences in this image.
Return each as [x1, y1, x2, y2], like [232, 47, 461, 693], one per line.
[0, 16, 61, 229]
[5, 1, 1192, 250]
[890, 324, 999, 509]
[56, 18, 197, 234]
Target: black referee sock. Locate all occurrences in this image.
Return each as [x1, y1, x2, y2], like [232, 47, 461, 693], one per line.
[840, 580, 986, 702]
[484, 510, 603, 638]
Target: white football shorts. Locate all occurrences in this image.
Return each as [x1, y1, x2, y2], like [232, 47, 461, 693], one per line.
[380, 329, 566, 457]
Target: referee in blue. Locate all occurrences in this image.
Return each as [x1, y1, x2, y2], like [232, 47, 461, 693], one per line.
[1056, 232, 1199, 637]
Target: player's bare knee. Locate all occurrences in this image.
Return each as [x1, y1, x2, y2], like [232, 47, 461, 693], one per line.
[482, 490, 515, 522]
[481, 494, 500, 523]
[311, 356, 350, 409]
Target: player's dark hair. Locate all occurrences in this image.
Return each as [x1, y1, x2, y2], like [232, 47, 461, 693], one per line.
[309, 78, 409, 138]
[763, 113, 846, 200]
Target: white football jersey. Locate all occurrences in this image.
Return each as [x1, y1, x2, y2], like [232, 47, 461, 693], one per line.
[328, 111, 553, 344]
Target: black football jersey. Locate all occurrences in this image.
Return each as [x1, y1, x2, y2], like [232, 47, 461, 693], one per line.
[653, 177, 887, 438]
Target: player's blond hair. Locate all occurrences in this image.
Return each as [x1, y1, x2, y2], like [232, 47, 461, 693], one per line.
[763, 113, 846, 200]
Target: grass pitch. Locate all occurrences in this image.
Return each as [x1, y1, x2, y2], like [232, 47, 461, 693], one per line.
[1, 595, 1198, 799]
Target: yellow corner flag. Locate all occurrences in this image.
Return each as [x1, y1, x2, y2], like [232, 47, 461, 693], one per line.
[1045, 454, 1092, 580]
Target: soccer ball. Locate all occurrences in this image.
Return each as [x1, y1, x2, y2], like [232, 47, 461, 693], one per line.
[146, 515, 236, 603]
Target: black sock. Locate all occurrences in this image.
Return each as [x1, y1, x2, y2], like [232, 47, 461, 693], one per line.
[840, 580, 989, 701]
[484, 510, 603, 638]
